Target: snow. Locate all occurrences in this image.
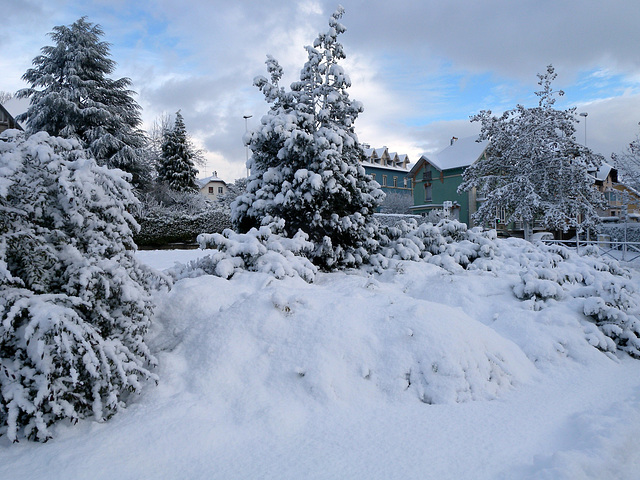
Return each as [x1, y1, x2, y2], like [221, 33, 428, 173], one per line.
[420, 135, 489, 171]
[1, 244, 639, 479]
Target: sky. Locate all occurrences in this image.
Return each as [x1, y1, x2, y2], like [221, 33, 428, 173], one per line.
[2, 0, 640, 182]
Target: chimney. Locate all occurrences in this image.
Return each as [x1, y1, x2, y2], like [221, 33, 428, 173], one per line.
[450, 136, 458, 146]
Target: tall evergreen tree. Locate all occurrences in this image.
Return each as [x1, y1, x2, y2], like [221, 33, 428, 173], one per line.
[16, 17, 149, 188]
[459, 65, 606, 237]
[232, 7, 384, 269]
[157, 111, 200, 192]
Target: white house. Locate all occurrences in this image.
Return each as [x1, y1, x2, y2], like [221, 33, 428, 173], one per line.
[197, 172, 227, 201]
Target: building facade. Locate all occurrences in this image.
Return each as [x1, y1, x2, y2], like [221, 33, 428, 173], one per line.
[360, 146, 412, 196]
[409, 136, 488, 225]
[197, 172, 227, 201]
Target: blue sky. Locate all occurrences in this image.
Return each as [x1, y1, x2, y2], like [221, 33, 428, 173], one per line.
[3, 0, 640, 181]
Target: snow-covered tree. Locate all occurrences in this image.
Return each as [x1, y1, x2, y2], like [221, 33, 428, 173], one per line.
[379, 191, 413, 214]
[157, 111, 200, 192]
[0, 130, 159, 442]
[612, 130, 640, 193]
[459, 66, 606, 237]
[16, 17, 150, 189]
[217, 177, 248, 211]
[232, 7, 384, 269]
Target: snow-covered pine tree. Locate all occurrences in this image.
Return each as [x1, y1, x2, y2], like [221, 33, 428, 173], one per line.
[459, 65, 606, 237]
[17, 17, 150, 189]
[157, 111, 200, 192]
[0, 130, 158, 442]
[232, 7, 384, 269]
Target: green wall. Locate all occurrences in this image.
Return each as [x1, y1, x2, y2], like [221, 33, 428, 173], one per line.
[364, 165, 412, 197]
[411, 163, 471, 224]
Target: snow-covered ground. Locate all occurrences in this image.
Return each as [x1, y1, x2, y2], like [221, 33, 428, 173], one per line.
[1, 247, 639, 479]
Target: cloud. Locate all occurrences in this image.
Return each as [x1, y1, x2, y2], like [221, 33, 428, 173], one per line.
[4, 0, 640, 183]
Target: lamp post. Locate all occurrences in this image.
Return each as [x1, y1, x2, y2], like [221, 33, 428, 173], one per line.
[579, 112, 588, 146]
[243, 115, 252, 177]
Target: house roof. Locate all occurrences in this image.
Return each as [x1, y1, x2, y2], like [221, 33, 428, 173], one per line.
[197, 174, 226, 187]
[419, 136, 489, 172]
[0, 102, 24, 131]
[362, 146, 411, 171]
[593, 162, 615, 182]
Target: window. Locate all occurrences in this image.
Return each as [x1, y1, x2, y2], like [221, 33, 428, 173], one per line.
[371, 173, 376, 181]
[393, 176, 398, 187]
[218, 186, 224, 194]
[382, 175, 387, 186]
[208, 187, 214, 194]
[423, 169, 432, 182]
[424, 184, 432, 202]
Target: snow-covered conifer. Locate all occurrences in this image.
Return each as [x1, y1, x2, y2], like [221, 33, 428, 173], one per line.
[459, 66, 606, 237]
[157, 111, 200, 192]
[17, 17, 150, 189]
[0, 130, 158, 442]
[232, 7, 384, 269]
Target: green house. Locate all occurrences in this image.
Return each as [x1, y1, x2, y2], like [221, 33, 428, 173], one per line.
[408, 136, 488, 226]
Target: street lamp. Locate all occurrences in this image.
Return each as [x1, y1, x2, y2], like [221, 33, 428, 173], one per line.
[579, 112, 588, 146]
[243, 115, 252, 177]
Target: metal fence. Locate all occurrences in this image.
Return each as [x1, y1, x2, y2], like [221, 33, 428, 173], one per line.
[542, 238, 640, 262]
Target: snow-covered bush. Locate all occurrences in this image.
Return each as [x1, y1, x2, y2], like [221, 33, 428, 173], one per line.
[170, 220, 317, 282]
[598, 223, 640, 244]
[0, 130, 159, 442]
[133, 187, 231, 247]
[510, 242, 640, 357]
[369, 218, 498, 272]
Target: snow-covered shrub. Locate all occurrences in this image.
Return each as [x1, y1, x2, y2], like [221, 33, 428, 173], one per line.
[134, 209, 231, 247]
[510, 241, 640, 357]
[171, 220, 318, 282]
[370, 218, 498, 272]
[134, 188, 231, 246]
[598, 223, 640, 244]
[0, 130, 159, 442]
[372, 213, 426, 228]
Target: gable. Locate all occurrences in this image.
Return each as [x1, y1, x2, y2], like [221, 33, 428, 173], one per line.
[0, 104, 23, 132]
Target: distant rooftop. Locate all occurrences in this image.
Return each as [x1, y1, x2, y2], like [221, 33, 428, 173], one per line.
[197, 172, 226, 187]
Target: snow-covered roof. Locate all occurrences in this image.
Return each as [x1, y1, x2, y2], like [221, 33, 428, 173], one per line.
[0, 102, 24, 131]
[364, 148, 376, 158]
[361, 146, 411, 171]
[197, 174, 226, 187]
[420, 136, 489, 171]
[594, 162, 614, 182]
